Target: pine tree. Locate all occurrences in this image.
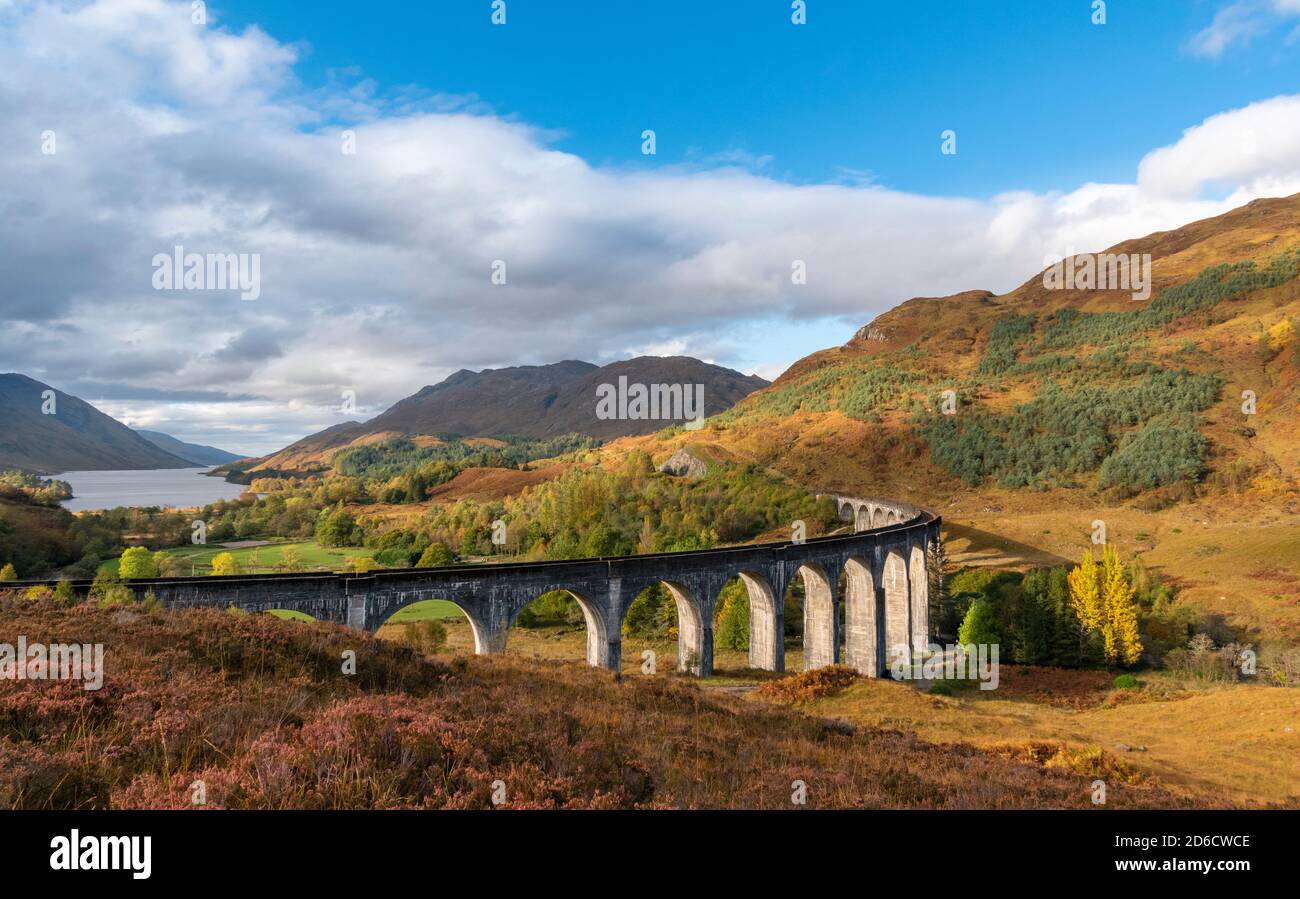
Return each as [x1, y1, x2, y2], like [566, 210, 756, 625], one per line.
[1046, 566, 1084, 666]
[927, 537, 955, 641]
[1014, 570, 1055, 665]
[1101, 544, 1143, 666]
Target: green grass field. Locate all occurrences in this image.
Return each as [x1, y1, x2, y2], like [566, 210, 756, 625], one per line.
[267, 609, 315, 622]
[100, 540, 376, 576]
[383, 599, 467, 622]
[265, 600, 465, 625]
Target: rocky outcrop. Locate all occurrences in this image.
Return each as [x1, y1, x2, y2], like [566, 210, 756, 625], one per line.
[658, 448, 709, 478]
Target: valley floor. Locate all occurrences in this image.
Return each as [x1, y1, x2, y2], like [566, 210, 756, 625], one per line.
[379, 617, 1300, 807]
[942, 505, 1300, 642]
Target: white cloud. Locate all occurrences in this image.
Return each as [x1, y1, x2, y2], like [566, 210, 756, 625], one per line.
[1188, 0, 1300, 58]
[4, 1, 1300, 454]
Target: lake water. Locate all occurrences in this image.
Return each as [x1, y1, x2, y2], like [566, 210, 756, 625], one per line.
[57, 468, 248, 512]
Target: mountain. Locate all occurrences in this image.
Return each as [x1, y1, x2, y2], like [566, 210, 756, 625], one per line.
[0, 374, 194, 474]
[134, 430, 246, 467]
[241, 357, 768, 475]
[604, 194, 1300, 641]
[676, 193, 1300, 506]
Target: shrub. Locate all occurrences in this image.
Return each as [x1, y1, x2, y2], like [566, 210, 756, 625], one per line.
[374, 547, 415, 569]
[1259, 643, 1300, 687]
[416, 542, 454, 568]
[957, 599, 1000, 646]
[1112, 673, 1139, 690]
[1098, 422, 1207, 490]
[402, 620, 448, 655]
[756, 665, 859, 704]
[52, 579, 77, 606]
[516, 591, 584, 628]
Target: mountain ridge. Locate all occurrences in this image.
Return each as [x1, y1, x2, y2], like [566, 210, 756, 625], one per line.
[238, 356, 769, 476]
[134, 430, 247, 467]
[0, 374, 195, 474]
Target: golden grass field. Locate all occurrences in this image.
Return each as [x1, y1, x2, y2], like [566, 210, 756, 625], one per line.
[375, 616, 1299, 807]
[939, 504, 1300, 641]
[808, 674, 1300, 807]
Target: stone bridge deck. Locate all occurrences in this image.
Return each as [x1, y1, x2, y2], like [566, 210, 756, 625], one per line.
[22, 496, 939, 678]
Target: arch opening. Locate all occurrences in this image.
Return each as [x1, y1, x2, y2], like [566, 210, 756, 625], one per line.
[713, 570, 781, 674]
[617, 580, 710, 676]
[506, 589, 609, 668]
[375, 594, 481, 657]
[266, 608, 316, 623]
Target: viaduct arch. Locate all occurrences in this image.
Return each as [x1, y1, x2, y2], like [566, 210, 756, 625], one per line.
[27, 495, 938, 678]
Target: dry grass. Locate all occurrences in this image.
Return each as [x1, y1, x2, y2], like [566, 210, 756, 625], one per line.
[939, 505, 1300, 641]
[808, 672, 1300, 806]
[384, 620, 1299, 806]
[1, 596, 1196, 809]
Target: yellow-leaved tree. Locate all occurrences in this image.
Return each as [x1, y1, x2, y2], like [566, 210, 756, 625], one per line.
[1067, 549, 1103, 632]
[211, 552, 239, 576]
[1068, 546, 1144, 667]
[1101, 544, 1143, 666]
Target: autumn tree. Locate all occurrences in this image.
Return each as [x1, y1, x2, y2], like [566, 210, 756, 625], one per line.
[1101, 544, 1143, 665]
[1066, 549, 1104, 659]
[211, 552, 239, 576]
[1067, 546, 1143, 667]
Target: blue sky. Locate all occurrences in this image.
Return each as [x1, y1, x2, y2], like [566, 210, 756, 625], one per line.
[214, 0, 1300, 196]
[6, 0, 1300, 453]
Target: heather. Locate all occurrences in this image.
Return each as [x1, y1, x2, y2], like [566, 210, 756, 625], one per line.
[0, 596, 1193, 809]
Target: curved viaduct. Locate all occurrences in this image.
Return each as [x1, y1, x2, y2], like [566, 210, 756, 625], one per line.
[41, 496, 939, 678]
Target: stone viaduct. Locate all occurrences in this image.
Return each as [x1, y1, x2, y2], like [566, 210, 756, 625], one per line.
[33, 496, 939, 678]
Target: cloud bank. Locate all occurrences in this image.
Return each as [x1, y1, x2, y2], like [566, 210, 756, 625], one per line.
[4, 0, 1300, 453]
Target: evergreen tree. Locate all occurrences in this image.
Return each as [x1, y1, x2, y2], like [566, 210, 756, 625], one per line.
[927, 537, 957, 642]
[1046, 566, 1085, 666]
[1014, 569, 1056, 664]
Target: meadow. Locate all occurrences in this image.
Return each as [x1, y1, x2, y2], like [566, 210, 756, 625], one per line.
[98, 539, 377, 577]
